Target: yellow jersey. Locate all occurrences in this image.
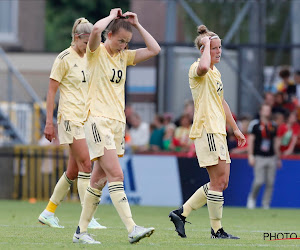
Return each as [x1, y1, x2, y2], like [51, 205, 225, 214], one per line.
[85, 43, 136, 123]
[50, 47, 89, 125]
[189, 60, 226, 138]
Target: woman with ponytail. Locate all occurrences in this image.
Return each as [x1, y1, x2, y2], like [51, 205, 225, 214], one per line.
[73, 8, 160, 245]
[38, 17, 105, 230]
[169, 25, 246, 239]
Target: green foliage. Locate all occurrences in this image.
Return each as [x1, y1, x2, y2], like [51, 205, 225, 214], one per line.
[1, 200, 300, 249]
[181, 0, 290, 45]
[45, 0, 130, 52]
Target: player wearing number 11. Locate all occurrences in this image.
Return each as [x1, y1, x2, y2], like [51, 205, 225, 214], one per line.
[73, 8, 160, 244]
[39, 17, 105, 230]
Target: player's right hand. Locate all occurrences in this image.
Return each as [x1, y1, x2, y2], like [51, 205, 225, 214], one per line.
[44, 123, 55, 142]
[110, 8, 122, 19]
[200, 36, 210, 47]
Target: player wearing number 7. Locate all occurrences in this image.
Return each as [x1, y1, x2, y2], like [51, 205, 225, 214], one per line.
[72, 8, 160, 244]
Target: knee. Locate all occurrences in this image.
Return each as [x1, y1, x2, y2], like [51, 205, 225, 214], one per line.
[223, 181, 229, 191]
[65, 168, 78, 180]
[211, 177, 228, 191]
[221, 180, 229, 191]
[112, 171, 124, 182]
[78, 159, 92, 173]
[265, 181, 274, 188]
[109, 170, 124, 182]
[95, 177, 107, 190]
[254, 180, 264, 187]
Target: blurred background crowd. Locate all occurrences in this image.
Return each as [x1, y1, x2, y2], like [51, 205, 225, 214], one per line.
[125, 66, 300, 156]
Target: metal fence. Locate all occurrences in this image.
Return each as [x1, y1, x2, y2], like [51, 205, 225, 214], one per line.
[12, 145, 78, 201]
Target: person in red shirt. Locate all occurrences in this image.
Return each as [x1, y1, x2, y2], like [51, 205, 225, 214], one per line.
[276, 111, 300, 155]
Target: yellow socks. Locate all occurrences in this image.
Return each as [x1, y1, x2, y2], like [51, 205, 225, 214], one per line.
[182, 183, 210, 217]
[47, 172, 73, 213]
[108, 182, 136, 233]
[207, 190, 224, 233]
[77, 172, 91, 207]
[78, 186, 102, 233]
[45, 200, 57, 213]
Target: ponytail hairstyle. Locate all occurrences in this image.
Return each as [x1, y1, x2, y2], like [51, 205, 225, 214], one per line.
[103, 19, 132, 40]
[194, 25, 219, 51]
[71, 17, 93, 46]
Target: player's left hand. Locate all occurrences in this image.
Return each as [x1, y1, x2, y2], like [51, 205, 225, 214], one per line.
[123, 12, 139, 26]
[233, 129, 246, 147]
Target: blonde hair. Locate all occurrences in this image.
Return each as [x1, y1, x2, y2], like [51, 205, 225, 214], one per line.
[71, 17, 93, 46]
[194, 25, 218, 50]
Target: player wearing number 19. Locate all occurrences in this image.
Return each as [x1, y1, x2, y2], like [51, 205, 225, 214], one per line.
[72, 8, 160, 244]
[38, 17, 105, 230]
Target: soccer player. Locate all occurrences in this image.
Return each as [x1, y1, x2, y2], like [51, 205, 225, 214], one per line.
[169, 25, 246, 239]
[72, 8, 160, 244]
[38, 17, 106, 230]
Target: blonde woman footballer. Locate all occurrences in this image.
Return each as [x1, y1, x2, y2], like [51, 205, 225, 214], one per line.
[169, 25, 246, 239]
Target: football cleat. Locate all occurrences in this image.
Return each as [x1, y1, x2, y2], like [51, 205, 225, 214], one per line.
[169, 206, 189, 238]
[73, 231, 101, 244]
[38, 214, 64, 228]
[128, 225, 155, 244]
[88, 217, 107, 229]
[211, 227, 240, 239]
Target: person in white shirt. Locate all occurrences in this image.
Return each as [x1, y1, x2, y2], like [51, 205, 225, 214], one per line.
[129, 112, 150, 152]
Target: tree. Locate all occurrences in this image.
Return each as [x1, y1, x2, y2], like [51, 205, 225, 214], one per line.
[46, 0, 129, 51]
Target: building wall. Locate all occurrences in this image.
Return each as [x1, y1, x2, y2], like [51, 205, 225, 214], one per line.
[18, 0, 46, 51]
[0, 0, 45, 51]
[0, 53, 56, 102]
[130, 0, 185, 44]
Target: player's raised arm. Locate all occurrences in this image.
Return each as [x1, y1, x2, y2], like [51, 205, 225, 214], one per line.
[122, 12, 161, 64]
[89, 8, 122, 52]
[197, 36, 211, 76]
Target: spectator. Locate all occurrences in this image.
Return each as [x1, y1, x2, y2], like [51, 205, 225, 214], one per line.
[163, 123, 176, 151]
[247, 104, 281, 209]
[173, 114, 193, 152]
[163, 112, 175, 127]
[273, 112, 285, 127]
[277, 111, 300, 156]
[125, 104, 134, 129]
[272, 92, 289, 115]
[129, 113, 150, 152]
[264, 92, 275, 108]
[294, 70, 300, 106]
[174, 100, 194, 126]
[149, 115, 165, 151]
[276, 66, 295, 101]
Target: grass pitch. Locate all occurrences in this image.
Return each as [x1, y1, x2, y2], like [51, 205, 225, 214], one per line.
[0, 200, 299, 249]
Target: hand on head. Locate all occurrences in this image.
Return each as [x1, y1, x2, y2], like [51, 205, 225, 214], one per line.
[111, 8, 138, 26]
[110, 8, 122, 19]
[122, 12, 138, 26]
[200, 36, 210, 47]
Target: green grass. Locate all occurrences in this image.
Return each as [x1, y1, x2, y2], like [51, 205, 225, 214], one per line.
[0, 200, 299, 249]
